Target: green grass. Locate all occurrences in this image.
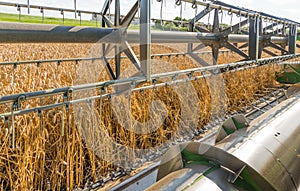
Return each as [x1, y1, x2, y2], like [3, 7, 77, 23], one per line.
[0, 12, 100, 27]
[0, 12, 143, 30]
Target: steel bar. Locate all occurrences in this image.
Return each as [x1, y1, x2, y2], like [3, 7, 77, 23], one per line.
[120, 1, 139, 28]
[190, 7, 213, 25]
[224, 42, 248, 59]
[109, 162, 160, 191]
[115, 0, 121, 79]
[0, 50, 242, 68]
[249, 16, 260, 60]
[212, 9, 220, 64]
[280, 62, 300, 65]
[74, 0, 76, 18]
[101, 0, 112, 16]
[289, 25, 297, 54]
[0, 22, 120, 43]
[27, 0, 30, 14]
[221, 19, 249, 37]
[0, 22, 288, 44]
[263, 49, 278, 57]
[0, 1, 100, 16]
[268, 42, 289, 54]
[127, 30, 287, 44]
[140, 0, 151, 80]
[263, 23, 279, 33]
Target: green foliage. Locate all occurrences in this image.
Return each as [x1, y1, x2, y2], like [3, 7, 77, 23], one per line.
[174, 16, 187, 22]
[0, 12, 100, 27]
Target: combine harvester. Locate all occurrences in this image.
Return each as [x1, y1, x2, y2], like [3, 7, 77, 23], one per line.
[0, 0, 300, 190]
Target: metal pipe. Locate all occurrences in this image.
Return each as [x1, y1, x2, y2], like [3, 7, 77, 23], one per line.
[127, 30, 287, 44]
[140, 0, 151, 80]
[0, 22, 288, 44]
[0, 1, 100, 16]
[0, 50, 239, 67]
[0, 22, 120, 43]
[27, 0, 30, 14]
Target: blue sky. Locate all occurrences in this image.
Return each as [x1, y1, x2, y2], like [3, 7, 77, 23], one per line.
[1, 0, 299, 23]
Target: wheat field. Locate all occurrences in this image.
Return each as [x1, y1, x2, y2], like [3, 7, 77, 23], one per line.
[0, 43, 284, 190]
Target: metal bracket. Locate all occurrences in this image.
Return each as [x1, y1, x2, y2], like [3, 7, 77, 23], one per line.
[215, 115, 248, 144]
[12, 94, 26, 111]
[227, 165, 247, 183]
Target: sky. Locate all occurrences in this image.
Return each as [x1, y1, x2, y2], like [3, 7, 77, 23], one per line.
[0, 0, 299, 23]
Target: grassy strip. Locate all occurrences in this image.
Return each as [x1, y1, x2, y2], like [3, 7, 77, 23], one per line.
[0, 12, 143, 30]
[0, 12, 99, 27]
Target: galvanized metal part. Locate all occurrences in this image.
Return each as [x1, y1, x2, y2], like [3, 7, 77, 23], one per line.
[146, 94, 300, 191]
[0, 22, 120, 43]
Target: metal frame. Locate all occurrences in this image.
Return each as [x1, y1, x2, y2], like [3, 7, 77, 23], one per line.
[100, 0, 150, 80]
[0, 0, 300, 188]
[0, 0, 298, 76]
[0, 0, 300, 72]
[184, 0, 299, 64]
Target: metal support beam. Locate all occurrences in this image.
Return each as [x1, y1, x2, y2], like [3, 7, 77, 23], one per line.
[0, 22, 288, 45]
[224, 42, 249, 59]
[120, 1, 139, 28]
[188, 53, 211, 66]
[140, 0, 151, 80]
[74, 0, 77, 18]
[263, 23, 278, 33]
[101, 0, 113, 16]
[258, 20, 263, 58]
[102, 15, 113, 27]
[122, 41, 141, 71]
[212, 46, 219, 65]
[115, 0, 121, 79]
[188, 5, 213, 52]
[263, 48, 278, 57]
[221, 19, 249, 37]
[194, 26, 210, 33]
[212, 9, 220, 33]
[190, 7, 213, 25]
[289, 25, 297, 54]
[0, 22, 119, 43]
[268, 42, 289, 54]
[249, 16, 260, 60]
[212, 9, 220, 64]
[267, 28, 285, 35]
[27, 0, 30, 14]
[239, 43, 248, 49]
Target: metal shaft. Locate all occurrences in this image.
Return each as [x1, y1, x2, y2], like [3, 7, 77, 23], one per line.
[0, 22, 288, 44]
[140, 0, 151, 80]
[0, 22, 120, 43]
